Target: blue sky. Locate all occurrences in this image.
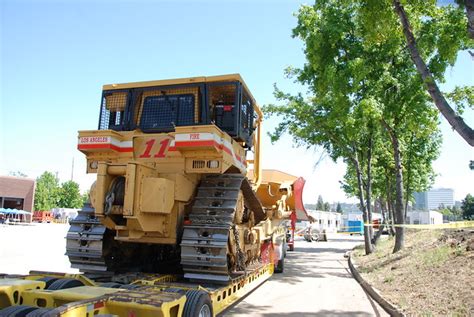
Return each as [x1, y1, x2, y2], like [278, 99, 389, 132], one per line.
[1, 0, 473, 203]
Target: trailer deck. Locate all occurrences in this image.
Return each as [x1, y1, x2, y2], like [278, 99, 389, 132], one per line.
[0, 264, 273, 316]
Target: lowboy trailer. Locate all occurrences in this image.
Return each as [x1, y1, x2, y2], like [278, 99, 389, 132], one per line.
[0, 263, 275, 316]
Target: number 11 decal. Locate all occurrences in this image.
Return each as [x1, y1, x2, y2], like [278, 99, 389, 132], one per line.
[139, 138, 171, 158]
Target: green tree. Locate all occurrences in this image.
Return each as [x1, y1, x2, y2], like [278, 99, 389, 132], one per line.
[323, 202, 330, 211]
[34, 172, 60, 211]
[316, 195, 324, 210]
[450, 205, 463, 219]
[82, 190, 90, 206]
[336, 202, 343, 213]
[266, 0, 443, 254]
[58, 181, 84, 209]
[461, 194, 474, 219]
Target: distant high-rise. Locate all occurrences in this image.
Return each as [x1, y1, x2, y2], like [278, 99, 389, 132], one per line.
[414, 188, 454, 210]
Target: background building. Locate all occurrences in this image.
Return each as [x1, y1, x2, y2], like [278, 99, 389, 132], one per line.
[0, 176, 36, 212]
[406, 210, 443, 225]
[414, 188, 454, 210]
[297, 210, 342, 233]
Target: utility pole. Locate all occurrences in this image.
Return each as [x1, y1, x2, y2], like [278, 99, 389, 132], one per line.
[71, 157, 75, 181]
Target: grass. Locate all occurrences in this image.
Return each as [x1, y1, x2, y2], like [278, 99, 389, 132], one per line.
[352, 229, 474, 316]
[382, 275, 394, 284]
[419, 245, 450, 267]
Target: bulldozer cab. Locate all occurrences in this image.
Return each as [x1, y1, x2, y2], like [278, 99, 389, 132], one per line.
[99, 74, 258, 148]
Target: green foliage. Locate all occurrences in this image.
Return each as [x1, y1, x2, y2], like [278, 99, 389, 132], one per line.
[266, 0, 442, 204]
[82, 190, 90, 205]
[445, 86, 474, 115]
[316, 195, 324, 210]
[265, 1, 451, 254]
[34, 171, 85, 210]
[461, 194, 474, 219]
[336, 202, 343, 213]
[323, 202, 331, 211]
[439, 205, 462, 219]
[34, 172, 60, 211]
[438, 207, 452, 216]
[58, 180, 84, 209]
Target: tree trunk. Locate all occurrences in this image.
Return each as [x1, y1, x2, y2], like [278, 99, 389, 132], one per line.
[353, 152, 373, 255]
[404, 133, 414, 219]
[465, 0, 474, 39]
[383, 120, 405, 253]
[392, 136, 405, 253]
[393, 0, 474, 146]
[388, 201, 396, 236]
[373, 198, 387, 245]
[366, 132, 374, 239]
[385, 170, 396, 236]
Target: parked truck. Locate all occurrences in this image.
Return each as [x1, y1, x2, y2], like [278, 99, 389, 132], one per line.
[348, 220, 364, 235]
[32, 211, 54, 223]
[0, 74, 312, 316]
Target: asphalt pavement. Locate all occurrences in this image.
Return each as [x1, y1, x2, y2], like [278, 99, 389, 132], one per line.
[224, 234, 388, 317]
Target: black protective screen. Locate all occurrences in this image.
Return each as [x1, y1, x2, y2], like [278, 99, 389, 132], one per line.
[140, 94, 195, 132]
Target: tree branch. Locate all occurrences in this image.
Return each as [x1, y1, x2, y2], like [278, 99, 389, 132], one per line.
[393, 0, 474, 147]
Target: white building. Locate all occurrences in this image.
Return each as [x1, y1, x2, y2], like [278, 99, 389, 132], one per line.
[406, 210, 443, 225]
[341, 212, 382, 230]
[299, 210, 342, 233]
[414, 188, 454, 210]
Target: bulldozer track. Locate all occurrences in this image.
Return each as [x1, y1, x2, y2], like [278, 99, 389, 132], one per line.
[180, 174, 264, 284]
[65, 204, 111, 275]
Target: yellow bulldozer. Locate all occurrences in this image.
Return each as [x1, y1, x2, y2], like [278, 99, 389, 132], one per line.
[66, 74, 309, 284]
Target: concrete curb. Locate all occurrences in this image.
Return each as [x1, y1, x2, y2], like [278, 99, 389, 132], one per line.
[348, 252, 405, 317]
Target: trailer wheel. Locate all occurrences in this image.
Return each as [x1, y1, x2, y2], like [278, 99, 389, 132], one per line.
[37, 277, 59, 289]
[183, 290, 212, 317]
[0, 305, 38, 317]
[25, 308, 54, 317]
[100, 282, 123, 288]
[274, 256, 284, 273]
[120, 284, 141, 290]
[47, 278, 84, 290]
[311, 232, 320, 241]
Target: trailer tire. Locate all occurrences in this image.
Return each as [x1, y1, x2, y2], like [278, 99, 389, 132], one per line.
[163, 288, 185, 294]
[183, 290, 212, 317]
[120, 284, 141, 290]
[99, 282, 124, 288]
[274, 256, 284, 273]
[0, 305, 38, 317]
[47, 278, 84, 290]
[25, 308, 54, 317]
[37, 277, 59, 289]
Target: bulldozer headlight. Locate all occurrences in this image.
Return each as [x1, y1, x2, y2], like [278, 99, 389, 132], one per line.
[207, 160, 220, 169]
[89, 160, 98, 169]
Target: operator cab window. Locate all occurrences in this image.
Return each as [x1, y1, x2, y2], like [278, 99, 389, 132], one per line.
[208, 82, 255, 148]
[140, 94, 195, 133]
[99, 92, 128, 131]
[209, 84, 237, 134]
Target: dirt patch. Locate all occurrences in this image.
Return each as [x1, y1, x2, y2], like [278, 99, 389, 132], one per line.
[353, 229, 474, 316]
